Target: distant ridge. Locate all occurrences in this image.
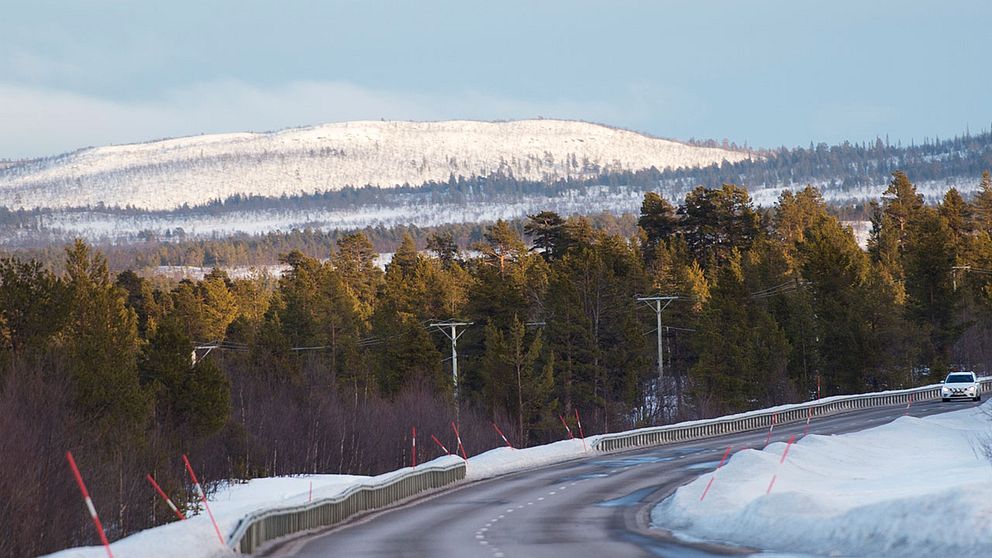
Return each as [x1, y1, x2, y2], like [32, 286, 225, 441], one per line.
[0, 119, 749, 211]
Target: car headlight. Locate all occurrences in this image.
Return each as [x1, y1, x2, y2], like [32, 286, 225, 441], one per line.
[942, 387, 951, 393]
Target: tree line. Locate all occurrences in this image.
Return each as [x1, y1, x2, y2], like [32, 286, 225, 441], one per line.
[3, 170, 992, 555]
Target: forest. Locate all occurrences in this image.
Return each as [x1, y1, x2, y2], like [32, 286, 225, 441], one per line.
[3, 170, 992, 556]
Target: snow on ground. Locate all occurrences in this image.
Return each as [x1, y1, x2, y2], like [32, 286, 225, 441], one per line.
[47, 394, 992, 558]
[653, 403, 992, 557]
[1, 119, 749, 211]
[43, 473, 366, 558]
[27, 185, 650, 243]
[42, 439, 592, 558]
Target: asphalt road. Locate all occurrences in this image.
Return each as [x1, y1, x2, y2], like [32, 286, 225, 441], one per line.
[275, 398, 983, 558]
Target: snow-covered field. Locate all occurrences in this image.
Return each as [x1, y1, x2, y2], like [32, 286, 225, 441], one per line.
[653, 403, 992, 557]
[0, 119, 749, 211]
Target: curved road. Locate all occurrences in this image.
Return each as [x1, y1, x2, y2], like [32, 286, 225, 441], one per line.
[275, 399, 981, 558]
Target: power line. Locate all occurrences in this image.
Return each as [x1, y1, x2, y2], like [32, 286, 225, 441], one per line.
[750, 279, 809, 299]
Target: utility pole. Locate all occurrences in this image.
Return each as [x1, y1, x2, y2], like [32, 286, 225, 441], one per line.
[429, 321, 473, 416]
[636, 296, 678, 395]
[951, 266, 971, 291]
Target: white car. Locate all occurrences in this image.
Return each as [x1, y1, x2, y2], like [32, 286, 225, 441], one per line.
[940, 372, 982, 402]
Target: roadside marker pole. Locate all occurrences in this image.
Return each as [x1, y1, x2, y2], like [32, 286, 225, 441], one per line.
[766, 434, 797, 495]
[763, 412, 778, 447]
[309, 480, 313, 503]
[492, 422, 514, 449]
[146, 473, 186, 520]
[904, 393, 914, 416]
[802, 406, 813, 438]
[699, 445, 733, 502]
[574, 409, 587, 452]
[411, 426, 417, 468]
[66, 451, 114, 558]
[182, 454, 226, 547]
[559, 415, 574, 439]
[451, 422, 468, 460]
[431, 434, 451, 455]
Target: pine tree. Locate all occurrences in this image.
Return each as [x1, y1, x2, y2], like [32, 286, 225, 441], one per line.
[332, 233, 382, 321]
[63, 240, 150, 438]
[773, 186, 831, 272]
[524, 211, 566, 261]
[0, 257, 67, 359]
[426, 231, 459, 268]
[638, 192, 678, 265]
[970, 170, 992, 234]
[140, 317, 230, 441]
[903, 208, 964, 375]
[690, 250, 790, 414]
[679, 184, 762, 269]
[939, 188, 971, 239]
[475, 220, 527, 276]
[798, 217, 875, 394]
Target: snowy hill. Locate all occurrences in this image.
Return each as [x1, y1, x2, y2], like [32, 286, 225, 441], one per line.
[0, 120, 749, 211]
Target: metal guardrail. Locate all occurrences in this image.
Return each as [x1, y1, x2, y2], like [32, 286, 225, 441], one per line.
[228, 460, 465, 554]
[592, 378, 992, 453]
[226, 378, 989, 554]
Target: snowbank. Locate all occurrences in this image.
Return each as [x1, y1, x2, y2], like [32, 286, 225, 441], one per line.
[44, 473, 366, 558]
[50, 396, 991, 558]
[42, 438, 594, 558]
[653, 404, 992, 557]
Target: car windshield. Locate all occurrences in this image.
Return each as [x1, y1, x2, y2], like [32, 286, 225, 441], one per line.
[946, 374, 975, 383]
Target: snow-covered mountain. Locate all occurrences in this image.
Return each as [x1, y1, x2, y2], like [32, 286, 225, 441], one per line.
[0, 120, 750, 211]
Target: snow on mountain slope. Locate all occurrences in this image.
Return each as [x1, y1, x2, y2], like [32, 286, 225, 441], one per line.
[0, 120, 749, 211]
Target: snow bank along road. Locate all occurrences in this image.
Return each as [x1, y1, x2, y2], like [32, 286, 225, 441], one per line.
[274, 398, 982, 558]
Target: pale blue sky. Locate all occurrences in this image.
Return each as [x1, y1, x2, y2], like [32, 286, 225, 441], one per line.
[1, 0, 989, 158]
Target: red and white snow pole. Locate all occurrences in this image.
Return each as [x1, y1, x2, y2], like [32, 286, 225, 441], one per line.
[574, 409, 587, 452]
[411, 426, 418, 468]
[182, 454, 226, 547]
[904, 392, 914, 416]
[431, 434, 451, 455]
[66, 451, 114, 558]
[766, 434, 796, 494]
[559, 414, 574, 439]
[699, 445, 733, 502]
[451, 421, 468, 460]
[763, 412, 778, 448]
[146, 473, 186, 521]
[492, 422, 513, 449]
